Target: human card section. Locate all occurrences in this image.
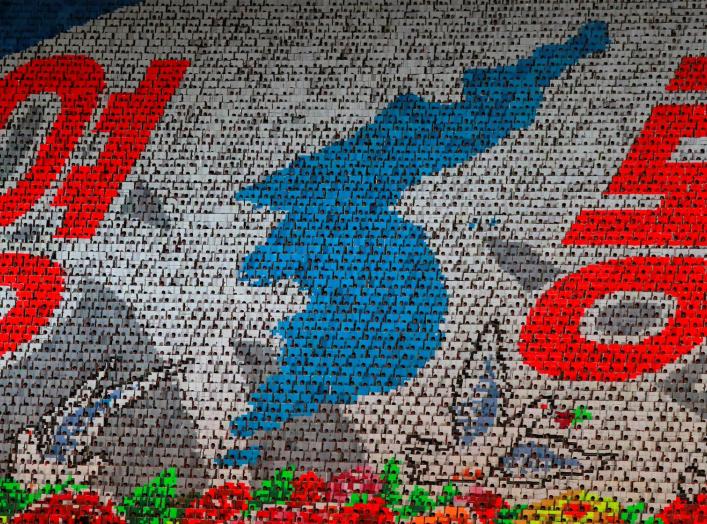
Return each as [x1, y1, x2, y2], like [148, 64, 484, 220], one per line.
[0, 55, 187, 356]
[521, 56, 707, 381]
[0, 1, 703, 521]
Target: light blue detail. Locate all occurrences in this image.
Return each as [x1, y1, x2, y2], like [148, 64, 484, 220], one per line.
[454, 356, 499, 445]
[502, 442, 581, 475]
[229, 21, 610, 466]
[48, 387, 126, 462]
[218, 446, 262, 467]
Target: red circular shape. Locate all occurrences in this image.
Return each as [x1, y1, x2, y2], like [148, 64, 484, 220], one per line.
[518, 256, 707, 381]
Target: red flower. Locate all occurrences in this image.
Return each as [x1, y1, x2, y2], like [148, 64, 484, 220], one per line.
[289, 472, 326, 508]
[254, 497, 393, 523]
[655, 493, 707, 524]
[554, 410, 574, 429]
[183, 482, 251, 524]
[329, 497, 394, 524]
[562, 501, 594, 520]
[455, 488, 508, 524]
[12, 492, 124, 524]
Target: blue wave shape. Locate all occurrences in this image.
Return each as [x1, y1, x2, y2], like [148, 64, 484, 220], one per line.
[227, 21, 610, 466]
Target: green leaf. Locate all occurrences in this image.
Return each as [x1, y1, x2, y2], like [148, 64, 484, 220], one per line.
[397, 486, 435, 519]
[347, 492, 370, 506]
[247, 465, 296, 513]
[380, 457, 403, 507]
[0, 476, 86, 517]
[495, 503, 528, 524]
[116, 468, 182, 524]
[0, 478, 32, 517]
[571, 405, 593, 427]
[435, 483, 459, 507]
[621, 502, 646, 524]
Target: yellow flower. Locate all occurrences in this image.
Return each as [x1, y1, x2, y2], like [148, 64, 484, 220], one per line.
[514, 490, 622, 524]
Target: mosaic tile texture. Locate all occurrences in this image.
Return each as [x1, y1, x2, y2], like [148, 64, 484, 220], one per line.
[0, 1, 704, 522]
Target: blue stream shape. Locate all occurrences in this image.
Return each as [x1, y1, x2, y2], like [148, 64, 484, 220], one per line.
[453, 356, 499, 445]
[0, 0, 142, 59]
[48, 386, 128, 462]
[503, 442, 581, 476]
[228, 21, 610, 466]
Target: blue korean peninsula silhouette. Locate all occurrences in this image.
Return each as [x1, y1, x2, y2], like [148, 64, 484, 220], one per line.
[227, 21, 610, 466]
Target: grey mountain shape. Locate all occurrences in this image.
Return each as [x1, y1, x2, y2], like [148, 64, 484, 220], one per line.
[120, 179, 172, 230]
[483, 238, 560, 291]
[662, 349, 707, 420]
[230, 335, 367, 480]
[88, 378, 207, 497]
[251, 403, 367, 482]
[0, 279, 201, 478]
[232, 336, 281, 388]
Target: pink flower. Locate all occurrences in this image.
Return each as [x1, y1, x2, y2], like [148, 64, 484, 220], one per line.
[325, 467, 382, 504]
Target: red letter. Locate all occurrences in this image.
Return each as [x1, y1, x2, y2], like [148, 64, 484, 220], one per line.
[518, 256, 707, 381]
[565, 56, 707, 247]
[0, 253, 64, 358]
[0, 56, 104, 226]
[53, 60, 189, 238]
[667, 56, 707, 92]
[564, 104, 707, 246]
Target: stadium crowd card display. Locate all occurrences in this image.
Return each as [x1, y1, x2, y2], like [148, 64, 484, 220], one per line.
[0, 1, 704, 522]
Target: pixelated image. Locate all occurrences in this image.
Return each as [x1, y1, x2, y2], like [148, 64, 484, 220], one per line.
[0, 1, 704, 522]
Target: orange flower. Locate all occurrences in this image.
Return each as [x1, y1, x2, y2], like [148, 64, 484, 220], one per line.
[409, 506, 471, 524]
